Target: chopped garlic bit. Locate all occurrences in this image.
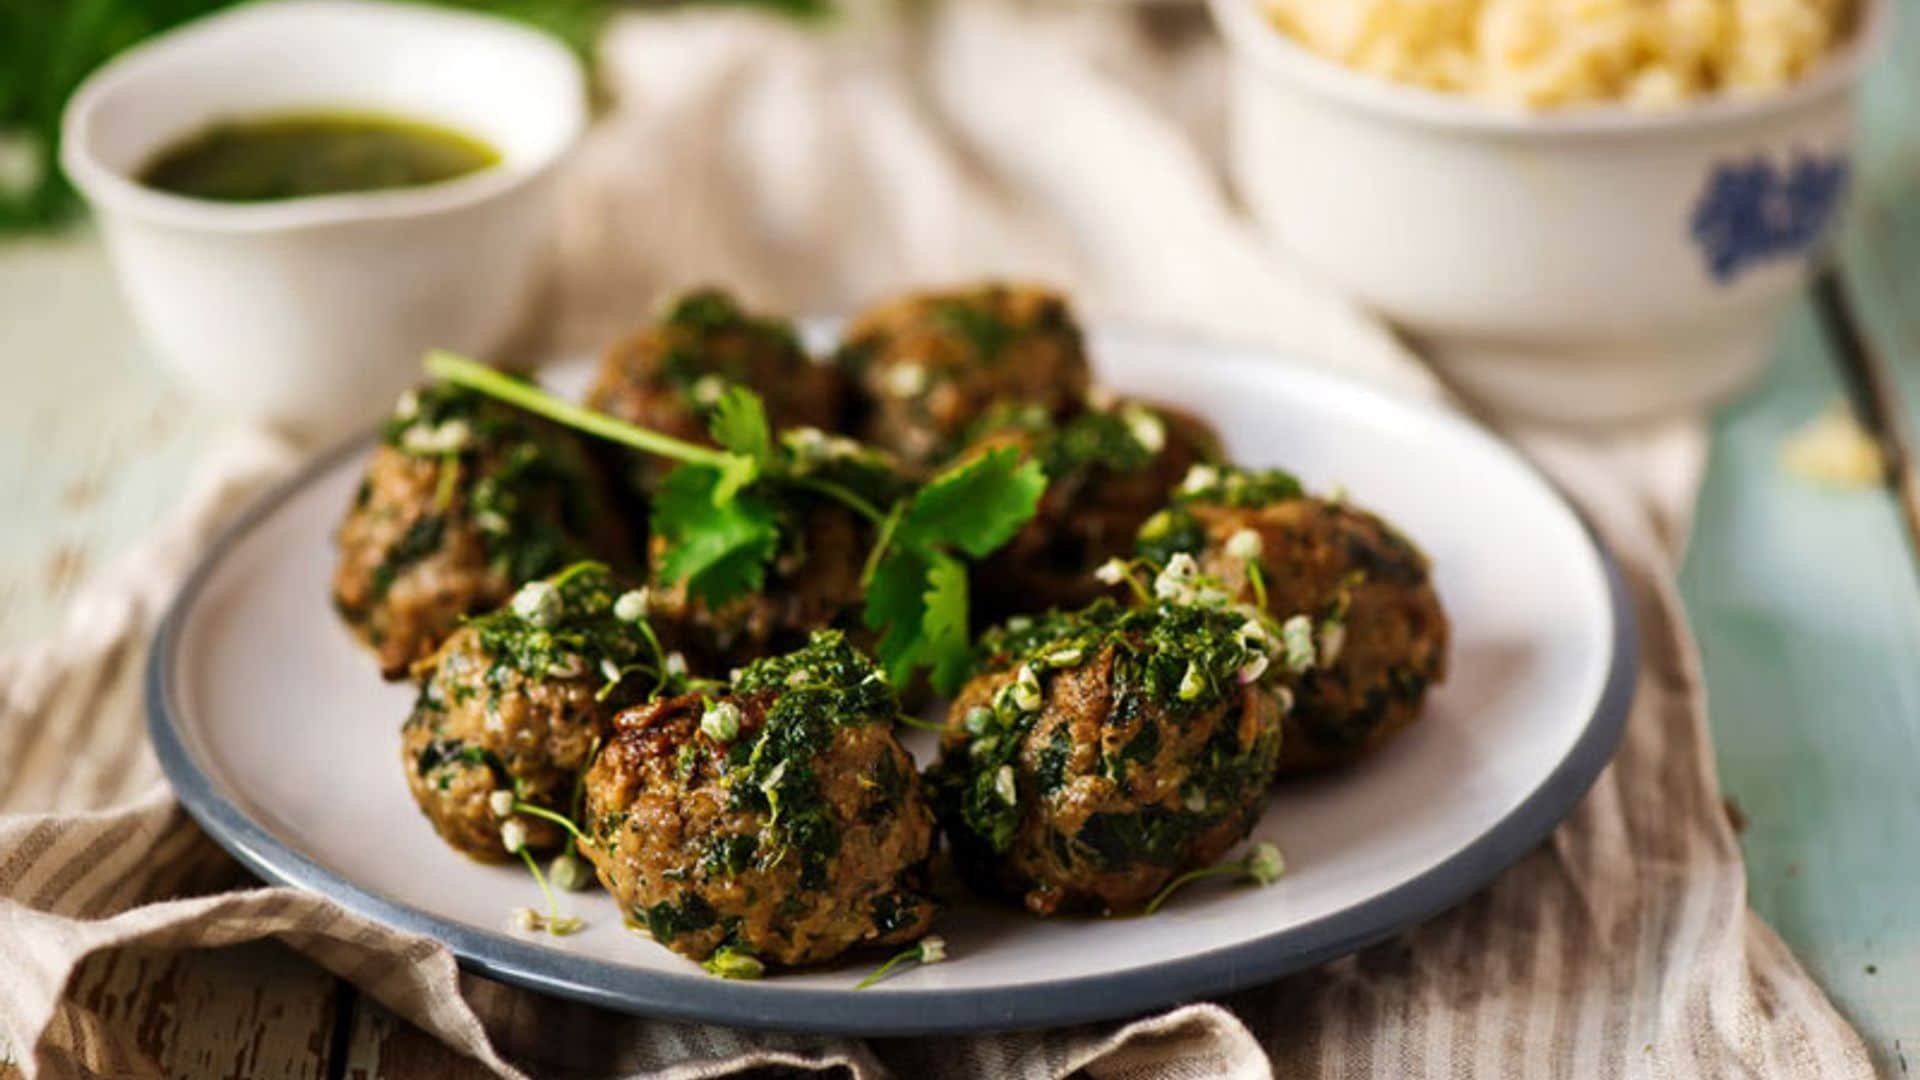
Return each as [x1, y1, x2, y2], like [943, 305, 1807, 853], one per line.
[1780, 403, 1887, 490]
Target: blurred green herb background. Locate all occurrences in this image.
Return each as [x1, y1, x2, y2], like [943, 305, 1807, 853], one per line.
[0, 0, 821, 235]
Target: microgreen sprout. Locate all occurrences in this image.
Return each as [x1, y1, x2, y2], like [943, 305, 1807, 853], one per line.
[1178, 464, 1221, 496]
[500, 818, 529, 855]
[1120, 403, 1166, 453]
[892, 711, 952, 734]
[854, 935, 948, 989]
[1317, 618, 1347, 667]
[1280, 615, 1316, 674]
[549, 851, 592, 892]
[703, 945, 766, 980]
[1177, 661, 1208, 701]
[1094, 556, 1154, 604]
[1224, 528, 1263, 561]
[514, 844, 582, 936]
[993, 764, 1018, 806]
[1144, 842, 1286, 915]
[510, 580, 562, 627]
[433, 453, 461, 511]
[1246, 561, 1269, 612]
[1236, 653, 1271, 686]
[701, 699, 744, 743]
[500, 798, 589, 848]
[1010, 666, 1044, 712]
[613, 588, 651, 623]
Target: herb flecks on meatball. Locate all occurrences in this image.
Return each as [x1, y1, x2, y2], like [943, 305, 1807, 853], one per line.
[334, 382, 630, 679]
[838, 284, 1091, 468]
[587, 289, 847, 491]
[966, 401, 1220, 619]
[402, 563, 670, 862]
[582, 631, 937, 972]
[929, 588, 1286, 916]
[1138, 465, 1450, 773]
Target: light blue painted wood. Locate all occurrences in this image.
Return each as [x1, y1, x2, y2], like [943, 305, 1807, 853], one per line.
[1682, 7, 1920, 1068]
[1683, 303, 1920, 1075]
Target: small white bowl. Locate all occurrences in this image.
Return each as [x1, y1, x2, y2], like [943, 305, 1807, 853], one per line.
[62, 0, 586, 441]
[1211, 0, 1890, 424]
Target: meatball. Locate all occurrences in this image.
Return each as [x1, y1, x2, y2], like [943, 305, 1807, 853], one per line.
[646, 429, 905, 674]
[402, 564, 661, 861]
[1137, 466, 1450, 773]
[334, 382, 631, 679]
[587, 289, 848, 491]
[582, 631, 938, 970]
[837, 284, 1092, 468]
[966, 401, 1220, 620]
[928, 597, 1285, 916]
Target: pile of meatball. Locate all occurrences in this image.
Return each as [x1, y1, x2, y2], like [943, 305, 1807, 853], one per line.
[332, 283, 1449, 976]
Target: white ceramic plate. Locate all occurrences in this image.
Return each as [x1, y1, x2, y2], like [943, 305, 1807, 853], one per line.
[148, 328, 1634, 1034]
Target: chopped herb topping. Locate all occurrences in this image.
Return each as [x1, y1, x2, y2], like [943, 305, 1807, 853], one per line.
[1173, 464, 1304, 509]
[369, 516, 445, 601]
[640, 893, 718, 943]
[465, 562, 667, 697]
[928, 300, 1015, 363]
[374, 381, 613, 595]
[935, 591, 1287, 864]
[719, 632, 901, 888]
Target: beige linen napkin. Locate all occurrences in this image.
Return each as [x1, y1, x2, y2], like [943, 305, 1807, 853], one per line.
[0, 3, 1873, 1077]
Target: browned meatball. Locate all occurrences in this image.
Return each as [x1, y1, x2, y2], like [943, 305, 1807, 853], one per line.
[966, 401, 1220, 620]
[582, 632, 937, 971]
[402, 564, 660, 861]
[334, 382, 631, 679]
[1137, 466, 1449, 773]
[645, 430, 906, 675]
[836, 284, 1091, 469]
[587, 289, 847, 491]
[928, 598, 1285, 916]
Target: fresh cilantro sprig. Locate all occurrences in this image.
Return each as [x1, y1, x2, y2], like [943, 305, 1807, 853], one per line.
[862, 448, 1045, 694]
[427, 352, 774, 605]
[425, 351, 743, 474]
[424, 351, 1045, 691]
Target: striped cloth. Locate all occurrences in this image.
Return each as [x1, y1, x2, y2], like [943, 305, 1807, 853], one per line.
[0, 3, 1873, 1076]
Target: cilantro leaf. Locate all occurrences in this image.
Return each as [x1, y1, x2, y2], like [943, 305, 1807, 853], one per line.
[861, 447, 1046, 688]
[652, 464, 779, 607]
[921, 554, 972, 695]
[706, 385, 772, 504]
[899, 447, 1047, 558]
[865, 547, 931, 687]
[708, 384, 774, 464]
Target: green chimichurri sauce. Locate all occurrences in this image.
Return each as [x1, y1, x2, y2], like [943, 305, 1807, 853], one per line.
[139, 111, 500, 202]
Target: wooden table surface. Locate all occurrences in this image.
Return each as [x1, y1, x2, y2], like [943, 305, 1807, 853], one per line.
[6, 15, 1920, 1076]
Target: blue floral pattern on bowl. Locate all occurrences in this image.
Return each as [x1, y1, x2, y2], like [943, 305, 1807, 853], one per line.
[1690, 152, 1849, 284]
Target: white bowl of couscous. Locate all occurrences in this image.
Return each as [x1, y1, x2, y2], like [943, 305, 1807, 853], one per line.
[1211, 0, 1890, 424]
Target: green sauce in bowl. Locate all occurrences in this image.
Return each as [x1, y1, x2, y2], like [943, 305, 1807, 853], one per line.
[139, 111, 500, 202]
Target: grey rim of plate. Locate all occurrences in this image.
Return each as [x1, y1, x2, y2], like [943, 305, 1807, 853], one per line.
[144, 367, 1639, 1037]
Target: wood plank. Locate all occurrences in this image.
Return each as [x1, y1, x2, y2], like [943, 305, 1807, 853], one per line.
[339, 994, 492, 1080]
[54, 941, 340, 1078]
[1682, 301, 1920, 1075]
[0, 230, 220, 650]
